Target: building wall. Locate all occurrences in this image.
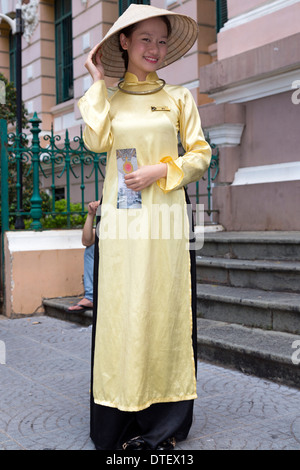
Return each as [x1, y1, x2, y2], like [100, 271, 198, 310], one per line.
[199, 0, 300, 231]
[72, 0, 119, 135]
[0, 22, 10, 78]
[239, 91, 299, 169]
[220, 0, 300, 59]
[152, 0, 215, 104]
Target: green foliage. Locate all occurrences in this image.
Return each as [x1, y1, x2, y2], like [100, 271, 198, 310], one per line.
[8, 191, 52, 230]
[17, 199, 87, 230]
[8, 164, 33, 228]
[41, 199, 86, 229]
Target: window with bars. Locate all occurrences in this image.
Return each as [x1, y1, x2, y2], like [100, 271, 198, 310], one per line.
[119, 0, 150, 16]
[216, 0, 228, 33]
[55, 0, 74, 104]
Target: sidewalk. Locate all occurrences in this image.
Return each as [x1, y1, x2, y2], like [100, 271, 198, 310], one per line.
[0, 314, 300, 450]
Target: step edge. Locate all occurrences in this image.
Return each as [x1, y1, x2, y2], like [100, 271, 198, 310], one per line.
[201, 232, 300, 244]
[196, 319, 300, 363]
[196, 256, 300, 271]
[196, 284, 300, 311]
[196, 334, 294, 364]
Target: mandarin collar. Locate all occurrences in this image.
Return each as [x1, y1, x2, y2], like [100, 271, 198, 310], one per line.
[123, 72, 160, 85]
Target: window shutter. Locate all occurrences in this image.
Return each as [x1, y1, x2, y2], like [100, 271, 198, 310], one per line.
[55, 0, 74, 104]
[119, 0, 150, 17]
[216, 0, 228, 33]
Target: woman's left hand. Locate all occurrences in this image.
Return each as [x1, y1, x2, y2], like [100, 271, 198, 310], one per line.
[124, 164, 167, 191]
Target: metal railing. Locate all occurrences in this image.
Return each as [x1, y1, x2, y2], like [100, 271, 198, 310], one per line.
[196, 137, 219, 222]
[0, 114, 106, 231]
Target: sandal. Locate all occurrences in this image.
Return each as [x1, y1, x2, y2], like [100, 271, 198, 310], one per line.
[155, 437, 176, 450]
[122, 436, 147, 450]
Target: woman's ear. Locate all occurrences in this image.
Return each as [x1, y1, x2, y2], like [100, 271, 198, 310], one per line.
[119, 33, 128, 51]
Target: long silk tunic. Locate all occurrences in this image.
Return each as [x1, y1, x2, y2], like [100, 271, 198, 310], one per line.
[78, 72, 211, 412]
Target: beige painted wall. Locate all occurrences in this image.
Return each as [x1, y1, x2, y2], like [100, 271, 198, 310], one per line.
[4, 231, 85, 317]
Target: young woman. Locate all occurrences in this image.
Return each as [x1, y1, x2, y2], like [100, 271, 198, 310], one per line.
[78, 4, 211, 451]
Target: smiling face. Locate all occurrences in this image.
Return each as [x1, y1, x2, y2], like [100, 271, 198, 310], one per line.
[119, 17, 169, 81]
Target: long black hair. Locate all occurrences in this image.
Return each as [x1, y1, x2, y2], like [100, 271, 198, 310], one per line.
[118, 16, 172, 71]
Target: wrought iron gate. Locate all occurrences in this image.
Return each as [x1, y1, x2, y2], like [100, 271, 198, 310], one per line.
[0, 114, 106, 232]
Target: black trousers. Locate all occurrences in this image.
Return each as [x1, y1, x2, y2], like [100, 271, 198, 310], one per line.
[90, 190, 197, 450]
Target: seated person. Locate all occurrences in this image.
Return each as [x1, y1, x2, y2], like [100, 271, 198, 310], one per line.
[68, 201, 100, 312]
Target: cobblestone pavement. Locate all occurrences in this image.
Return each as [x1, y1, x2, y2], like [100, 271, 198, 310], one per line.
[0, 315, 300, 451]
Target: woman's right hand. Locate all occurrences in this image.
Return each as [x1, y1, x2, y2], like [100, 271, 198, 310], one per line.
[84, 44, 105, 83]
[88, 200, 100, 217]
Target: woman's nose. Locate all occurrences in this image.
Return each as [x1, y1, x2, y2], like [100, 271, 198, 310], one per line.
[148, 42, 159, 55]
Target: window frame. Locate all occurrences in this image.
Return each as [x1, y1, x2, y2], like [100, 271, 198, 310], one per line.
[54, 0, 74, 104]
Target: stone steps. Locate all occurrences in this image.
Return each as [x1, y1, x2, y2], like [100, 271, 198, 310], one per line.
[196, 232, 300, 335]
[196, 283, 300, 334]
[198, 231, 300, 261]
[197, 256, 300, 293]
[196, 318, 300, 389]
[195, 231, 300, 387]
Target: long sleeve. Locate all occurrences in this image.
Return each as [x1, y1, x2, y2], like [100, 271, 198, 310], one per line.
[157, 88, 211, 193]
[77, 80, 113, 153]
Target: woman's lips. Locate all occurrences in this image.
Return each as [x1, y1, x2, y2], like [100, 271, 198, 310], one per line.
[144, 57, 159, 63]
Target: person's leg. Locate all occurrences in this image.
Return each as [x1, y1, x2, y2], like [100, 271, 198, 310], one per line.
[68, 245, 94, 311]
[84, 244, 94, 303]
